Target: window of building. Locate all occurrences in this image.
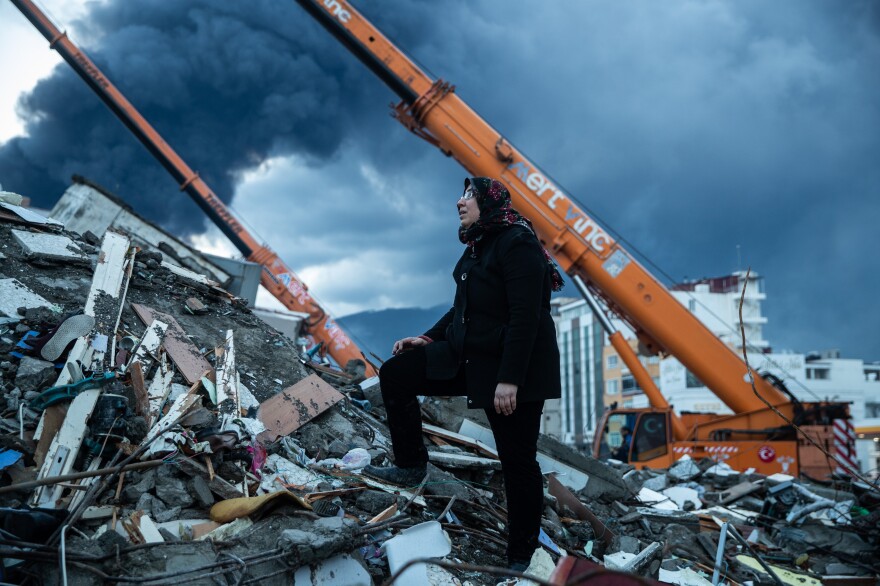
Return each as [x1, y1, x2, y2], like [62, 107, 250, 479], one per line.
[806, 368, 830, 380]
[688, 299, 696, 312]
[606, 379, 619, 395]
[607, 355, 618, 369]
[622, 375, 641, 395]
[685, 370, 704, 388]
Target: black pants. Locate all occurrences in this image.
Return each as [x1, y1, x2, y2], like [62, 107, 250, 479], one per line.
[379, 346, 544, 563]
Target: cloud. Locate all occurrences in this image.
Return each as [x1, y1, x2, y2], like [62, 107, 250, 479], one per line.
[1, 0, 878, 361]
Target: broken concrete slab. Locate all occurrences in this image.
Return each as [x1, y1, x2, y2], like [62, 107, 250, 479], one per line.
[642, 473, 668, 492]
[427, 451, 502, 470]
[382, 520, 452, 586]
[459, 418, 626, 496]
[663, 486, 702, 511]
[0, 278, 60, 318]
[155, 474, 195, 508]
[638, 487, 679, 510]
[11, 229, 88, 263]
[668, 456, 701, 483]
[277, 516, 360, 565]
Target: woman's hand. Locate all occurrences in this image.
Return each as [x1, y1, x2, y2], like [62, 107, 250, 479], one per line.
[494, 382, 518, 416]
[392, 336, 430, 355]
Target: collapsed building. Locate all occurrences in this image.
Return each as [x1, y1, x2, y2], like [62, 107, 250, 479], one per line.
[0, 181, 878, 585]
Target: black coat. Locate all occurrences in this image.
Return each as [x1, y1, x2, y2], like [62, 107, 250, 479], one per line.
[422, 224, 562, 409]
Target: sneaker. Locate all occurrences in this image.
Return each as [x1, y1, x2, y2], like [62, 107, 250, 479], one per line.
[361, 464, 427, 487]
[39, 314, 95, 361]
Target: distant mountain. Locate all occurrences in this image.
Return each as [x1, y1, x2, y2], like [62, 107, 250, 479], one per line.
[338, 305, 449, 362]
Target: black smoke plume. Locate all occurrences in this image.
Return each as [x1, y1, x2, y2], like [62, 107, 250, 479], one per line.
[0, 0, 433, 233]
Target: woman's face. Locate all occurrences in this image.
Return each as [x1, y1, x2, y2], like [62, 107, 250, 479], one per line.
[458, 186, 480, 229]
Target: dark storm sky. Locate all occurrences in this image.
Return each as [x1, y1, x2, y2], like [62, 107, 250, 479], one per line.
[1, 0, 878, 360]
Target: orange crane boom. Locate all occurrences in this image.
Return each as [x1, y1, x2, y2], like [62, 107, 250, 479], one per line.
[298, 0, 856, 477]
[11, 0, 374, 376]
[296, 0, 785, 413]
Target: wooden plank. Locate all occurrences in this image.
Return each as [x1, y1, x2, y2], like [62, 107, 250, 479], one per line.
[31, 389, 101, 508]
[143, 392, 201, 445]
[131, 303, 212, 385]
[422, 423, 499, 459]
[128, 320, 168, 375]
[54, 232, 132, 387]
[146, 353, 173, 427]
[215, 329, 239, 414]
[128, 361, 148, 418]
[356, 475, 426, 508]
[67, 457, 102, 511]
[257, 374, 345, 443]
[368, 504, 398, 524]
[160, 261, 220, 287]
[33, 403, 67, 467]
[427, 451, 502, 470]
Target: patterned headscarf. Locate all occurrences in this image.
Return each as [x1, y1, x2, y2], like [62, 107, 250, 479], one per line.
[458, 177, 564, 291]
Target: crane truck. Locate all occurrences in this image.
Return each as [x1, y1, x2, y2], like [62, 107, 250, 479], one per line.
[9, 0, 375, 378]
[296, 0, 857, 478]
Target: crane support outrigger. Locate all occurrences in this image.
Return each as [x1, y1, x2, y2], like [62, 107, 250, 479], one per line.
[10, 0, 374, 377]
[298, 0, 855, 476]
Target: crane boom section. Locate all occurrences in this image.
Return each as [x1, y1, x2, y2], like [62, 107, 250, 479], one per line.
[12, 0, 371, 374]
[299, 0, 788, 413]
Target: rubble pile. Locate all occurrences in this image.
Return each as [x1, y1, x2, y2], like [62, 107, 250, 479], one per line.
[0, 195, 878, 585]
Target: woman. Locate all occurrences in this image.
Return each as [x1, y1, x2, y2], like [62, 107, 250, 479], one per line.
[364, 177, 563, 570]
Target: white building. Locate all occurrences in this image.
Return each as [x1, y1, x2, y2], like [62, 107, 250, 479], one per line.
[550, 270, 880, 471]
[550, 298, 603, 449]
[659, 272, 880, 473]
[669, 270, 769, 351]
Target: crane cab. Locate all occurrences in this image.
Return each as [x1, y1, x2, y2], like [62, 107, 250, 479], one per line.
[593, 408, 676, 469]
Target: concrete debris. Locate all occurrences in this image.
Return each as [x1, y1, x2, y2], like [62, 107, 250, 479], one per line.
[667, 455, 702, 482]
[293, 553, 372, 586]
[13, 356, 56, 393]
[382, 520, 452, 585]
[0, 277, 60, 318]
[11, 229, 88, 264]
[0, 191, 877, 586]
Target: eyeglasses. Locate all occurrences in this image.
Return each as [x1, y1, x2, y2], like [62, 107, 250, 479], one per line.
[460, 188, 476, 201]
